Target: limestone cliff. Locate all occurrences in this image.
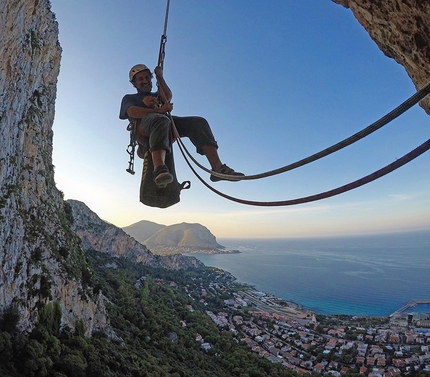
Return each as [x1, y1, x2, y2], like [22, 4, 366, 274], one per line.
[332, 0, 430, 113]
[68, 200, 204, 270]
[0, 0, 110, 335]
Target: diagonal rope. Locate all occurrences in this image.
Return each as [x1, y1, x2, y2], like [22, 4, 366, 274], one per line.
[154, 0, 430, 206]
[176, 82, 430, 181]
[175, 138, 430, 206]
[153, 0, 430, 183]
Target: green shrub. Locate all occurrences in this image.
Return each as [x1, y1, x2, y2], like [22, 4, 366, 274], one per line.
[38, 302, 62, 335]
[0, 304, 20, 333]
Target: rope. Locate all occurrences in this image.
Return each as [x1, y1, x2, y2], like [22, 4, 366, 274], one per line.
[153, 1, 430, 206]
[176, 138, 430, 206]
[158, 0, 170, 70]
[153, 0, 430, 183]
[178, 82, 430, 181]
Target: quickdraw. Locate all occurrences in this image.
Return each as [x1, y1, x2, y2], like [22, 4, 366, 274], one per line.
[126, 121, 137, 175]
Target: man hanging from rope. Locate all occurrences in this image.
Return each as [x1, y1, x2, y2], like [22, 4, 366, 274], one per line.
[120, 64, 244, 188]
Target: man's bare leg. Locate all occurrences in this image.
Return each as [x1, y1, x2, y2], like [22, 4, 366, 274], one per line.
[201, 145, 222, 172]
[152, 149, 166, 170]
[202, 144, 244, 182]
[152, 149, 173, 188]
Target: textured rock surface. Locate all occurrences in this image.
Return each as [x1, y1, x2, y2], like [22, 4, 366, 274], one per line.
[68, 200, 204, 270]
[333, 0, 430, 113]
[0, 0, 110, 335]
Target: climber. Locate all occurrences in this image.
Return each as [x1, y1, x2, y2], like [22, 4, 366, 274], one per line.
[119, 64, 244, 188]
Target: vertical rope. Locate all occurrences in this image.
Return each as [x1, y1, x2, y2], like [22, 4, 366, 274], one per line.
[163, 0, 170, 36]
[158, 0, 170, 69]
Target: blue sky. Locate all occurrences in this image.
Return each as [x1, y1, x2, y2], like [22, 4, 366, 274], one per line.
[50, 1, 430, 238]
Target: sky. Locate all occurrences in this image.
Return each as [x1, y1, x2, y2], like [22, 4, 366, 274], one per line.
[50, 0, 430, 239]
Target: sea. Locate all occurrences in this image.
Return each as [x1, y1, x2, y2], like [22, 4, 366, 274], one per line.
[188, 230, 430, 317]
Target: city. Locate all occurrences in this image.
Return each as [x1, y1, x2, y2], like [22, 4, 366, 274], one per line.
[170, 268, 430, 376]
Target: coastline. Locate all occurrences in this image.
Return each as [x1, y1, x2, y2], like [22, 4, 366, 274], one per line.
[196, 248, 430, 375]
[188, 232, 430, 317]
[210, 269, 430, 329]
[185, 248, 241, 255]
[154, 248, 241, 256]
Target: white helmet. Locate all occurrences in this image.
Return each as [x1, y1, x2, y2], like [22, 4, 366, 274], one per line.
[129, 64, 150, 82]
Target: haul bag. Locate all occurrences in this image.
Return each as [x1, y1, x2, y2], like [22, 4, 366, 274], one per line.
[139, 149, 190, 208]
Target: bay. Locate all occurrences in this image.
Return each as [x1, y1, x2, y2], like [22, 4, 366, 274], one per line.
[189, 230, 430, 316]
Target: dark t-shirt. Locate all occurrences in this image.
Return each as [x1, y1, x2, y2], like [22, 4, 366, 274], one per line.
[119, 91, 158, 120]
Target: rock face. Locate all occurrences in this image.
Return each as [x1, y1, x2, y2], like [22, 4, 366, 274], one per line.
[332, 0, 430, 113]
[68, 200, 204, 270]
[0, 0, 109, 335]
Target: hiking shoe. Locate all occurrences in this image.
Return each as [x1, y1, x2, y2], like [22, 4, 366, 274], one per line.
[154, 165, 174, 188]
[210, 164, 244, 182]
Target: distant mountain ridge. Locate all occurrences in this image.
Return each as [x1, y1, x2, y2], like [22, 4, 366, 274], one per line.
[67, 200, 203, 270]
[122, 220, 227, 255]
[122, 220, 165, 243]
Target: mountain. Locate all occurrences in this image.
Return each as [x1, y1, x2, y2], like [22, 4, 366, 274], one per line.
[145, 222, 225, 252]
[123, 220, 226, 255]
[122, 220, 166, 243]
[68, 200, 204, 270]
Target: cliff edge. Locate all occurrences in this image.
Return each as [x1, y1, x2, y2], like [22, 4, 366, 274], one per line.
[0, 0, 109, 335]
[333, 0, 430, 113]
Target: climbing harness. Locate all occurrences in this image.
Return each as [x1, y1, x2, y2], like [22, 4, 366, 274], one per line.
[130, 0, 430, 206]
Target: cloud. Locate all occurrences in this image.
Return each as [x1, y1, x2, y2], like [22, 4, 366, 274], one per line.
[388, 194, 413, 201]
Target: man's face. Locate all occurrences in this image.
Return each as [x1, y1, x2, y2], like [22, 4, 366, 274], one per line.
[133, 70, 153, 92]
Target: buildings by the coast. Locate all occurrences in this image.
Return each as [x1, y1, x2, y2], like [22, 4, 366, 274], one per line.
[390, 300, 430, 329]
[182, 270, 430, 376]
[151, 268, 430, 376]
[205, 292, 430, 375]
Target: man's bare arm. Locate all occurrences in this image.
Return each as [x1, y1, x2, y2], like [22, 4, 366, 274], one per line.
[154, 66, 172, 103]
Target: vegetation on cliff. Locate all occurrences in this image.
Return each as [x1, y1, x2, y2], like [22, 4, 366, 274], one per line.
[0, 250, 298, 377]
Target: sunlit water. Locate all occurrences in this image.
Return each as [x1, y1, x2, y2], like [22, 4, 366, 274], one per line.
[188, 231, 430, 316]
